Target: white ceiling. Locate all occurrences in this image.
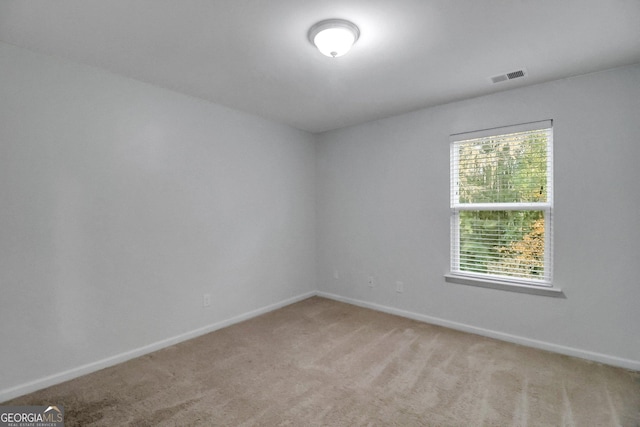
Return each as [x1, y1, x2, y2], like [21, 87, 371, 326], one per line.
[1, 1, 639, 133]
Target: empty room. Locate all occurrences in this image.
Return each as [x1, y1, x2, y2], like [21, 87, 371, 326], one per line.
[1, 1, 639, 425]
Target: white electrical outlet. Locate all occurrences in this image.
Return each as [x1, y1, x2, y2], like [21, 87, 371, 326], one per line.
[333, 269, 340, 279]
[203, 294, 211, 307]
[368, 276, 375, 287]
[396, 281, 404, 293]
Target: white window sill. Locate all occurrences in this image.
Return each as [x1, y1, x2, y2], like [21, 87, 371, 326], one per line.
[445, 273, 565, 298]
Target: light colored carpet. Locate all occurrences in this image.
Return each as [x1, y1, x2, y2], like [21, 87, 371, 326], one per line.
[5, 297, 640, 426]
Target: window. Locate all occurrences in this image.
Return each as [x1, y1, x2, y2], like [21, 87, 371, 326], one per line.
[447, 120, 556, 294]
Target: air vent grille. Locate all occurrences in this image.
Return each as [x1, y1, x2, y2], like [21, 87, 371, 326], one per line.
[507, 70, 525, 79]
[491, 68, 527, 84]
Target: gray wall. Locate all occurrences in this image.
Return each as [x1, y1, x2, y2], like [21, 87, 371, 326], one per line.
[2, 40, 638, 401]
[0, 42, 316, 398]
[317, 65, 640, 368]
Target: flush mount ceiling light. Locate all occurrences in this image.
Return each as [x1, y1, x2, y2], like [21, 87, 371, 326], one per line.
[308, 19, 360, 58]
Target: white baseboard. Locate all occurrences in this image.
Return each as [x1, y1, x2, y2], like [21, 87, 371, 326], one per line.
[0, 291, 316, 403]
[4, 289, 636, 402]
[317, 291, 640, 372]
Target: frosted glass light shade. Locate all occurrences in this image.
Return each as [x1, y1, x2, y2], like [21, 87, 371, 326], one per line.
[308, 19, 360, 58]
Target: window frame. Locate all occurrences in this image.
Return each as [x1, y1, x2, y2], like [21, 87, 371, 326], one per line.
[446, 120, 562, 297]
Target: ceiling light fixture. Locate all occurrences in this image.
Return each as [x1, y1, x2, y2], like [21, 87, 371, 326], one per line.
[308, 19, 360, 58]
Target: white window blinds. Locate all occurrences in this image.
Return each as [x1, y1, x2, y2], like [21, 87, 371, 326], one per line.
[450, 120, 553, 285]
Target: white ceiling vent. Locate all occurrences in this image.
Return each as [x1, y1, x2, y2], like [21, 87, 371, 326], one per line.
[491, 68, 528, 84]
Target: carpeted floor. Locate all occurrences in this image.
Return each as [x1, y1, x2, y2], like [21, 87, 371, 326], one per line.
[5, 297, 640, 426]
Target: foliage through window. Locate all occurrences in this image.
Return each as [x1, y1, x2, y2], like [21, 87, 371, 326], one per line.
[450, 121, 553, 286]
